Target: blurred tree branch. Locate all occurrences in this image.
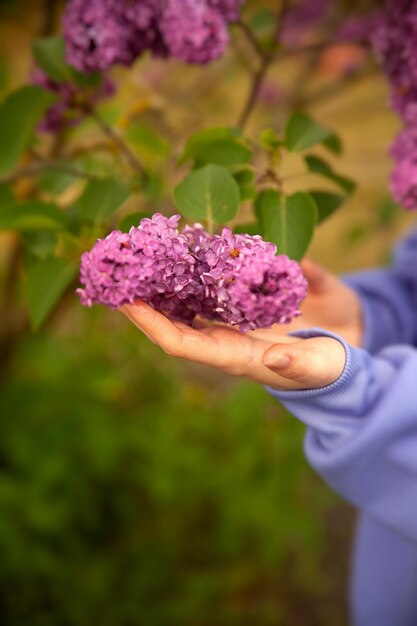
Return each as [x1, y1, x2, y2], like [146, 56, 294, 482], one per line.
[237, 0, 290, 129]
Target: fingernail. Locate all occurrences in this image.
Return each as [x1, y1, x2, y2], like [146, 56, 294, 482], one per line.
[264, 353, 291, 369]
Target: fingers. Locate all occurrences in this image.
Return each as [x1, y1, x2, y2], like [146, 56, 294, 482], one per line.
[301, 258, 339, 295]
[262, 337, 346, 389]
[121, 301, 245, 371]
[121, 301, 206, 357]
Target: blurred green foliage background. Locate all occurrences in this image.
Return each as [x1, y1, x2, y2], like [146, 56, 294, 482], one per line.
[0, 1, 415, 624]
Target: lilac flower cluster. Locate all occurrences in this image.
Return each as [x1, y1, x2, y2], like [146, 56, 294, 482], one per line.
[33, 69, 114, 133]
[390, 127, 417, 210]
[63, 0, 244, 72]
[371, 0, 417, 209]
[77, 214, 307, 332]
[281, 0, 331, 47]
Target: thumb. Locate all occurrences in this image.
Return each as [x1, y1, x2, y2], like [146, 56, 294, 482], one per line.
[301, 258, 339, 296]
[262, 338, 346, 389]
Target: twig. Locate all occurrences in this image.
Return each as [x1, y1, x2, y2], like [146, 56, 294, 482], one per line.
[294, 63, 377, 109]
[233, 19, 267, 62]
[86, 106, 147, 180]
[237, 0, 290, 130]
[1, 161, 98, 185]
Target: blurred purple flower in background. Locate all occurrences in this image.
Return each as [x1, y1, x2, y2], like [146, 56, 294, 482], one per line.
[63, 0, 165, 73]
[159, 0, 229, 64]
[63, 0, 244, 72]
[372, 0, 417, 208]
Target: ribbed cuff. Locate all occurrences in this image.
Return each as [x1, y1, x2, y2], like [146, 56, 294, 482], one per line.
[266, 328, 364, 432]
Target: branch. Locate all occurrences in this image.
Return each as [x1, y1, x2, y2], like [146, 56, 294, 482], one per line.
[237, 0, 290, 130]
[1, 160, 99, 185]
[86, 106, 147, 180]
[233, 19, 266, 62]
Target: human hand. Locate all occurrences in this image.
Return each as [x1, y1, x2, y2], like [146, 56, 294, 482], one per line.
[120, 301, 346, 391]
[268, 258, 364, 347]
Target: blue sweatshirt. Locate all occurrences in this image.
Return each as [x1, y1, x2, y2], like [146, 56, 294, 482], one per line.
[268, 229, 417, 626]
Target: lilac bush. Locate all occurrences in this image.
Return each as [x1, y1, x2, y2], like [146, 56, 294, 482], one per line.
[77, 214, 307, 331]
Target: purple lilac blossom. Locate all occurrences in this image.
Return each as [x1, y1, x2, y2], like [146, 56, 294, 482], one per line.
[77, 214, 196, 309]
[371, 0, 417, 119]
[160, 0, 229, 64]
[77, 214, 307, 331]
[63, 0, 243, 72]
[207, 0, 244, 22]
[281, 0, 331, 46]
[370, 0, 417, 209]
[390, 158, 417, 210]
[389, 125, 417, 210]
[63, 0, 165, 73]
[33, 68, 115, 133]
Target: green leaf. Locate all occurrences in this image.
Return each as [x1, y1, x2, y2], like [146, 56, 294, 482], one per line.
[233, 222, 260, 236]
[179, 127, 242, 165]
[23, 231, 57, 260]
[304, 155, 356, 193]
[193, 139, 251, 168]
[255, 190, 317, 260]
[322, 133, 343, 155]
[0, 86, 56, 176]
[26, 257, 77, 330]
[0, 183, 13, 208]
[377, 198, 399, 225]
[285, 112, 332, 153]
[38, 163, 79, 195]
[32, 35, 102, 89]
[309, 190, 346, 223]
[126, 120, 170, 158]
[32, 36, 73, 83]
[141, 172, 164, 201]
[249, 8, 276, 40]
[232, 166, 255, 200]
[0, 200, 66, 231]
[118, 211, 153, 232]
[259, 128, 282, 151]
[75, 178, 130, 224]
[173, 164, 240, 224]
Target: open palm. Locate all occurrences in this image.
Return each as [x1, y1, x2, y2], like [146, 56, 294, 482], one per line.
[121, 301, 346, 391]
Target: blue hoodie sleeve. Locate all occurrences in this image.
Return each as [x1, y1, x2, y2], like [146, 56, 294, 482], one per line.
[267, 328, 417, 544]
[342, 228, 417, 353]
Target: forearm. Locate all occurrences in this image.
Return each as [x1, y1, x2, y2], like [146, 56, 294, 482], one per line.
[268, 330, 417, 543]
[343, 268, 417, 353]
[341, 228, 417, 353]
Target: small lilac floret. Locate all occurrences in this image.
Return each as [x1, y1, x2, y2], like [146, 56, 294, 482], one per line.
[78, 215, 307, 331]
